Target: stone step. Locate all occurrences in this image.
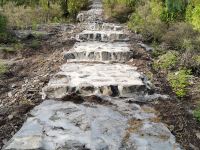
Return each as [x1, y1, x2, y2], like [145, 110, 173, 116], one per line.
[77, 0, 103, 22]
[77, 8, 103, 22]
[76, 30, 129, 42]
[64, 42, 133, 62]
[3, 100, 181, 150]
[42, 63, 148, 99]
[84, 22, 123, 31]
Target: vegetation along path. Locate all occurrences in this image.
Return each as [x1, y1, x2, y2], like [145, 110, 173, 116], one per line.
[1, 0, 192, 149]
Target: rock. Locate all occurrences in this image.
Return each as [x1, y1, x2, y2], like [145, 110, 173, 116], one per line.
[84, 22, 123, 31]
[76, 30, 129, 42]
[11, 84, 17, 88]
[77, 13, 85, 22]
[14, 30, 51, 40]
[138, 43, 153, 52]
[42, 63, 147, 99]
[63, 42, 133, 62]
[196, 132, 200, 140]
[8, 115, 14, 120]
[4, 100, 182, 150]
[8, 92, 12, 98]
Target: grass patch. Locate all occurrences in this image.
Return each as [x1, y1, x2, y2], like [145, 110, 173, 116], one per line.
[194, 106, 200, 122]
[0, 62, 7, 75]
[0, 45, 15, 53]
[29, 39, 41, 49]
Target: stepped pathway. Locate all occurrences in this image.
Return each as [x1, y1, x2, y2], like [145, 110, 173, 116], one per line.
[4, 0, 182, 150]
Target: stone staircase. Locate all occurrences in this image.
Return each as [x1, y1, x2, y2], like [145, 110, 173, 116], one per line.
[3, 0, 182, 150]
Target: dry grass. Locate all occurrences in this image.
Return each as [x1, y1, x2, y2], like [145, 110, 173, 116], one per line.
[1, 2, 62, 29]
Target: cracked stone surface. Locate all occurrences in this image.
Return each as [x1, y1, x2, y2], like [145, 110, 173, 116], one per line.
[4, 100, 181, 150]
[42, 63, 147, 99]
[64, 42, 133, 62]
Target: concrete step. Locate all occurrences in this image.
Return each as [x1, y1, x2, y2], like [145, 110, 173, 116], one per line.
[76, 30, 129, 42]
[42, 63, 148, 99]
[64, 42, 133, 62]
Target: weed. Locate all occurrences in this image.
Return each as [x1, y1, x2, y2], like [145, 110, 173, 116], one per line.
[0, 62, 7, 75]
[153, 51, 178, 71]
[167, 69, 191, 97]
[29, 40, 41, 49]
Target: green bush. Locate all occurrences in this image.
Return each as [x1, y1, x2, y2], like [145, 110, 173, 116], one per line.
[162, 0, 187, 22]
[103, 0, 138, 22]
[167, 69, 191, 97]
[186, 0, 200, 30]
[194, 106, 200, 122]
[153, 51, 179, 70]
[128, 0, 167, 42]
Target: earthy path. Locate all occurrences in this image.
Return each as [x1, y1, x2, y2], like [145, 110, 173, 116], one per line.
[3, 0, 182, 149]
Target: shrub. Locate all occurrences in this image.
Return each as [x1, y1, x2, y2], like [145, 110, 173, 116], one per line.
[128, 0, 167, 42]
[161, 22, 199, 50]
[181, 49, 200, 75]
[194, 106, 200, 122]
[153, 51, 179, 70]
[167, 69, 191, 97]
[186, 1, 200, 30]
[163, 0, 188, 22]
[103, 0, 138, 22]
[68, 0, 89, 18]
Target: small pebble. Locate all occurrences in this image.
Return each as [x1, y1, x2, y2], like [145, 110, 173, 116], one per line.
[8, 115, 14, 120]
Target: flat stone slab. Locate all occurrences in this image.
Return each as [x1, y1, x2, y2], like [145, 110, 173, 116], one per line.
[42, 63, 147, 99]
[76, 30, 129, 42]
[84, 22, 123, 31]
[4, 100, 181, 150]
[64, 42, 133, 62]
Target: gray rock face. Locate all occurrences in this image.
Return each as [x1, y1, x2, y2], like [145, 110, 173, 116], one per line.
[64, 42, 133, 62]
[4, 100, 181, 150]
[14, 30, 51, 40]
